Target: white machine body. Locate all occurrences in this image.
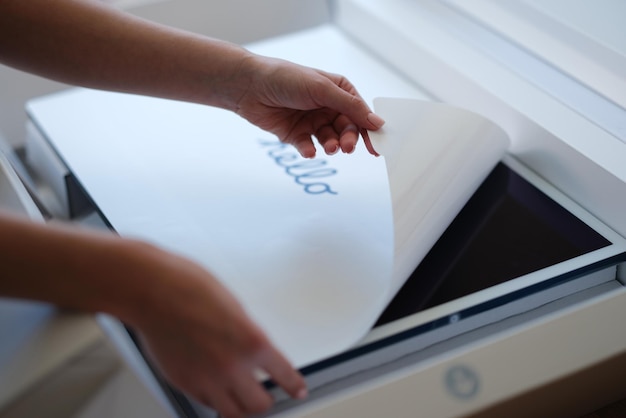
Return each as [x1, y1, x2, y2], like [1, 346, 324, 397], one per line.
[9, 1, 626, 417]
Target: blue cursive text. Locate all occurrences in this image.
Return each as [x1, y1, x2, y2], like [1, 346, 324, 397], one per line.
[259, 139, 338, 195]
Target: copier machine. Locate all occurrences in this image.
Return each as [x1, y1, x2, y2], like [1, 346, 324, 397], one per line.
[9, 0, 626, 417]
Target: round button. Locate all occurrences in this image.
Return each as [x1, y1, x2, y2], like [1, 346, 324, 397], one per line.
[445, 364, 480, 400]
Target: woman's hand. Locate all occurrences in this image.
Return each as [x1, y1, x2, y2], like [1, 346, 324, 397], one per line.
[233, 55, 385, 158]
[0, 211, 305, 418]
[123, 242, 307, 418]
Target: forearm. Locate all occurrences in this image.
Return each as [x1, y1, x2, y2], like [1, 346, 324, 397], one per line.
[0, 211, 162, 323]
[0, 0, 252, 110]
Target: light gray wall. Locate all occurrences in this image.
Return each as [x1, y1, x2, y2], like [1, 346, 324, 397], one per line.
[0, 0, 330, 146]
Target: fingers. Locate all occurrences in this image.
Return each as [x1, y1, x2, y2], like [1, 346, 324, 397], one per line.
[315, 70, 386, 132]
[202, 387, 244, 418]
[196, 352, 305, 418]
[258, 346, 307, 400]
[252, 66, 384, 158]
[198, 381, 270, 418]
[315, 124, 340, 155]
[307, 70, 383, 156]
[333, 114, 359, 154]
[289, 133, 317, 159]
[230, 374, 274, 417]
[314, 115, 361, 155]
[198, 348, 306, 418]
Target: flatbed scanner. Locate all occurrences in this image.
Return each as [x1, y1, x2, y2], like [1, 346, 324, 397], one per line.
[19, 1, 626, 417]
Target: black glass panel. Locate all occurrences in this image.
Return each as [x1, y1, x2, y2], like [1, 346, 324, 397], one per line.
[376, 163, 611, 325]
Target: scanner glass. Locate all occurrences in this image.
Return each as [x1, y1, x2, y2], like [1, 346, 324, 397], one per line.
[376, 161, 611, 325]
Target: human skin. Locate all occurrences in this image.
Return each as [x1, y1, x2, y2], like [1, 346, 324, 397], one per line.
[0, 0, 383, 157]
[0, 0, 384, 417]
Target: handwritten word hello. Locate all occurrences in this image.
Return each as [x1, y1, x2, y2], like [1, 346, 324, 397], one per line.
[259, 139, 338, 195]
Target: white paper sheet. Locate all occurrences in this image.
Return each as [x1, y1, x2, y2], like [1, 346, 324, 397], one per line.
[369, 98, 510, 304]
[25, 25, 509, 368]
[28, 93, 508, 369]
[28, 89, 395, 367]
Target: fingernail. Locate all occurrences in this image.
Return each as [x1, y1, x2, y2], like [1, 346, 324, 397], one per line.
[296, 388, 308, 399]
[367, 112, 385, 129]
[342, 124, 358, 134]
[328, 144, 339, 155]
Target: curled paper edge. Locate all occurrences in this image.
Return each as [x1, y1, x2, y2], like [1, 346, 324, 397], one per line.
[369, 97, 510, 303]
